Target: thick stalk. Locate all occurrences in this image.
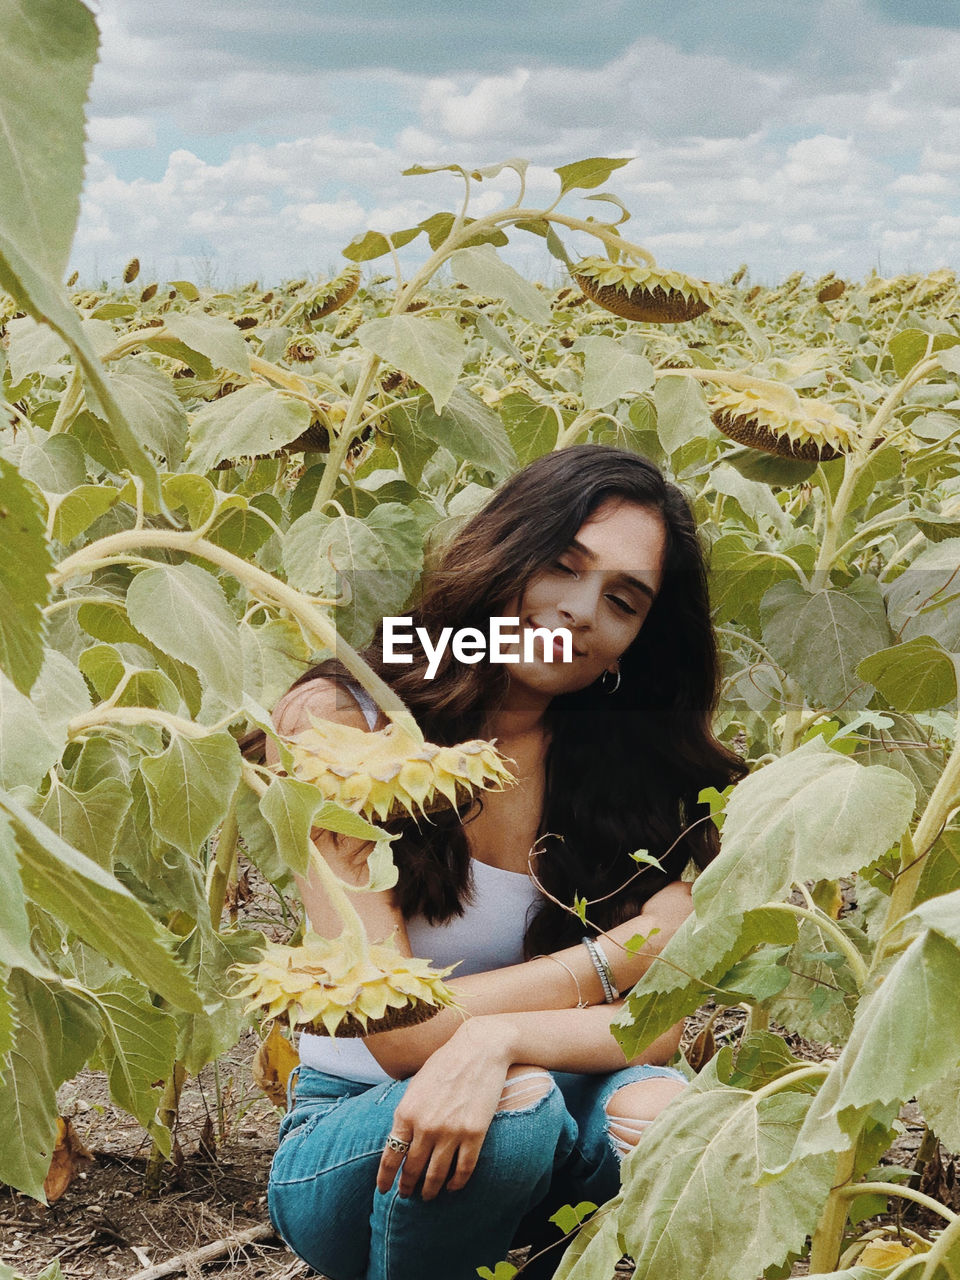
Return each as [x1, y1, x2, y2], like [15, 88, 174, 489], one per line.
[311, 353, 382, 511]
[48, 366, 84, 435]
[144, 1061, 186, 1195]
[809, 1145, 859, 1274]
[878, 708, 960, 955]
[207, 799, 239, 932]
[51, 528, 420, 741]
[779, 677, 805, 754]
[833, 1183, 956, 1223]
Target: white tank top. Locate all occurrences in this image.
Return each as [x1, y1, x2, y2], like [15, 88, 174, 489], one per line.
[297, 681, 541, 1084]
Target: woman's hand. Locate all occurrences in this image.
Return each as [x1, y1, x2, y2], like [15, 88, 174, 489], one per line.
[376, 1019, 513, 1201]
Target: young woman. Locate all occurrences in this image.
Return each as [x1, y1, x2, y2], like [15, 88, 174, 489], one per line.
[263, 445, 746, 1280]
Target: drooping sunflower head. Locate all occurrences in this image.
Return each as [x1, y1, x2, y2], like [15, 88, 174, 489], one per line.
[571, 256, 716, 323]
[286, 718, 515, 823]
[304, 266, 362, 322]
[710, 385, 861, 461]
[233, 932, 461, 1037]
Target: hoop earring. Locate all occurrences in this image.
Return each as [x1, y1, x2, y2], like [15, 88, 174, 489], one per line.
[600, 666, 621, 694]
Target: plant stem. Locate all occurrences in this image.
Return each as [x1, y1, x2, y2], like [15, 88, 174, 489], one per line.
[51, 528, 420, 741]
[833, 1183, 957, 1223]
[144, 1061, 186, 1196]
[809, 1145, 859, 1274]
[918, 1212, 960, 1279]
[48, 366, 84, 435]
[764, 902, 869, 988]
[208, 799, 239, 931]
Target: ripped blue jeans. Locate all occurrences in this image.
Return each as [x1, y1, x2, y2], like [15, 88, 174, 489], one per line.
[268, 1061, 686, 1280]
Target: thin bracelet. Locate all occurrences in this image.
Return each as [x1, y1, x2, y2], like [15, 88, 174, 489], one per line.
[582, 936, 617, 1004]
[533, 953, 589, 1008]
[592, 938, 620, 997]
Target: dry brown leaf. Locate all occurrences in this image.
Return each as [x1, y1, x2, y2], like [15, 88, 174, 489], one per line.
[859, 1240, 915, 1268]
[686, 1023, 717, 1073]
[43, 1116, 94, 1202]
[253, 1022, 300, 1108]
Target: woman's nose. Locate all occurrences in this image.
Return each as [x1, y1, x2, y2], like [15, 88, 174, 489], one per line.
[558, 574, 600, 626]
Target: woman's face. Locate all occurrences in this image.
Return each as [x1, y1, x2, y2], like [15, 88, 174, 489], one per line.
[503, 496, 668, 703]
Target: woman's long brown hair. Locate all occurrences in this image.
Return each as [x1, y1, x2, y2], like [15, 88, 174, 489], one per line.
[248, 445, 747, 955]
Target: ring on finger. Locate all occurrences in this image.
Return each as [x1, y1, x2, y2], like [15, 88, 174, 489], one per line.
[385, 1133, 411, 1154]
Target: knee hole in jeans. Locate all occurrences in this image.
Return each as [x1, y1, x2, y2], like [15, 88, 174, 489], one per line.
[496, 1065, 553, 1112]
[604, 1077, 686, 1155]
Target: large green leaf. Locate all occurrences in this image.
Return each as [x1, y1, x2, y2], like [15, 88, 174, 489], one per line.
[448, 245, 550, 324]
[855, 711, 944, 810]
[0, 459, 51, 693]
[760, 577, 892, 710]
[357, 315, 467, 412]
[857, 635, 958, 714]
[102, 358, 189, 468]
[710, 463, 790, 537]
[884, 539, 960, 650]
[36, 777, 131, 870]
[1, 791, 202, 1011]
[0, 669, 63, 792]
[654, 375, 712, 454]
[0, 970, 100, 1200]
[125, 562, 243, 703]
[0, 812, 48, 974]
[162, 310, 252, 377]
[918, 1062, 960, 1151]
[93, 978, 177, 1131]
[258, 777, 385, 877]
[140, 732, 241, 855]
[240, 618, 311, 709]
[50, 483, 121, 544]
[763, 916, 869, 1045]
[283, 504, 423, 647]
[173, 924, 263, 1075]
[693, 739, 915, 937]
[789, 929, 960, 1166]
[578, 336, 654, 410]
[187, 385, 312, 473]
[611, 1062, 836, 1280]
[416, 386, 516, 479]
[498, 392, 561, 465]
[0, 0, 158, 499]
[613, 907, 799, 1059]
[709, 533, 791, 629]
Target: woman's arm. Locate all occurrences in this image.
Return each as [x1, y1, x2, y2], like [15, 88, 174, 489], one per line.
[364, 879, 693, 1076]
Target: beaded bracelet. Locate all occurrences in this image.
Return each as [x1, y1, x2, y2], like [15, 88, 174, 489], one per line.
[582, 935, 617, 1004]
[534, 953, 589, 1008]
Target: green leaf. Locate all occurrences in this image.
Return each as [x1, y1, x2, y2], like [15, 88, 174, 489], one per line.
[857, 636, 958, 714]
[614, 1071, 836, 1280]
[187, 385, 313, 474]
[917, 1062, 960, 1150]
[357, 315, 467, 412]
[709, 534, 791, 629]
[855, 711, 943, 809]
[884, 538, 960, 651]
[1, 790, 202, 1011]
[0, 970, 101, 1200]
[162, 310, 252, 377]
[100, 358, 189, 468]
[613, 907, 799, 1059]
[141, 732, 241, 856]
[448, 245, 550, 324]
[169, 279, 200, 301]
[93, 977, 177, 1131]
[549, 1200, 598, 1234]
[763, 917, 868, 1045]
[50, 482, 121, 544]
[710, 462, 790, 537]
[654, 375, 712, 454]
[416, 386, 516, 479]
[0, 668, 63, 791]
[17, 434, 86, 493]
[284, 503, 423, 647]
[342, 227, 420, 261]
[37, 777, 132, 870]
[578, 336, 654, 410]
[554, 156, 631, 195]
[241, 618, 311, 709]
[5, 314, 69, 381]
[788, 929, 960, 1165]
[760, 577, 892, 710]
[917, 827, 960, 902]
[0, 0, 157, 499]
[0, 458, 51, 693]
[0, 811, 48, 974]
[727, 1032, 807, 1091]
[258, 778, 384, 877]
[499, 392, 560, 465]
[125, 562, 243, 703]
[693, 738, 915, 937]
[174, 924, 263, 1075]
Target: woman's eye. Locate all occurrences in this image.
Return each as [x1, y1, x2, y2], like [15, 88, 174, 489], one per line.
[607, 595, 637, 615]
[553, 561, 576, 576]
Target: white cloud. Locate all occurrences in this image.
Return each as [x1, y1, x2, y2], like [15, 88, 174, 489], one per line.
[87, 115, 157, 149]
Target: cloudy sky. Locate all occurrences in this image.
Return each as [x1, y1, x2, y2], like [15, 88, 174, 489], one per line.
[75, 0, 960, 288]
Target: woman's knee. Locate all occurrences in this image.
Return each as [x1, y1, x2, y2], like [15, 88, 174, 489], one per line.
[604, 1075, 686, 1154]
[496, 1064, 554, 1112]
